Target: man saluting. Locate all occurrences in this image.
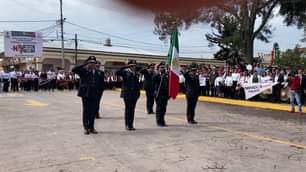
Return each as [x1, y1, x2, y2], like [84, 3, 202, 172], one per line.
[153, 62, 170, 127]
[181, 63, 200, 124]
[116, 60, 141, 131]
[72, 56, 105, 135]
[140, 63, 156, 114]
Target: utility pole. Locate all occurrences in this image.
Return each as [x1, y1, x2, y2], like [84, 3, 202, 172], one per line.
[74, 33, 78, 65]
[60, 0, 65, 70]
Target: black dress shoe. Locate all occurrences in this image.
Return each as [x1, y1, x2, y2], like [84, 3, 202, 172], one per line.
[188, 120, 198, 124]
[89, 129, 98, 134]
[126, 127, 136, 131]
[157, 124, 168, 127]
[96, 116, 102, 119]
[148, 111, 154, 115]
[84, 129, 90, 135]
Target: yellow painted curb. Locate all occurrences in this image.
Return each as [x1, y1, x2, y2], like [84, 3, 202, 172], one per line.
[130, 89, 304, 113]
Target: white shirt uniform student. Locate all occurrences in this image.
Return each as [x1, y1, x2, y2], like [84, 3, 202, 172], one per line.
[179, 74, 185, 84]
[9, 71, 17, 80]
[47, 70, 57, 80]
[74, 73, 80, 80]
[199, 74, 207, 87]
[24, 73, 32, 80]
[231, 72, 240, 83]
[214, 74, 225, 96]
[238, 75, 250, 87]
[214, 75, 224, 87]
[31, 72, 39, 79]
[224, 75, 233, 87]
[57, 73, 65, 80]
[2, 72, 10, 80]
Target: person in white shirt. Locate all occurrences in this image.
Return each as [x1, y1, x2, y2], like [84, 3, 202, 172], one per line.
[2, 71, 10, 92]
[214, 71, 225, 97]
[24, 71, 32, 91]
[47, 69, 57, 91]
[57, 71, 65, 80]
[74, 73, 80, 90]
[237, 71, 250, 99]
[224, 71, 234, 98]
[0, 71, 4, 93]
[199, 68, 209, 96]
[10, 70, 19, 92]
[56, 71, 66, 90]
[231, 68, 241, 98]
[32, 71, 40, 91]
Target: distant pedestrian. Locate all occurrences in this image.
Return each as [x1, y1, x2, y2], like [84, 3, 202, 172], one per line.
[2, 71, 10, 92]
[288, 71, 302, 114]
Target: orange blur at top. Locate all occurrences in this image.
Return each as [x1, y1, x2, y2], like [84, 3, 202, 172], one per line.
[120, 0, 225, 12]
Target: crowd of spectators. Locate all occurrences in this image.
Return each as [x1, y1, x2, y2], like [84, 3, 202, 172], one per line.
[1, 62, 306, 111]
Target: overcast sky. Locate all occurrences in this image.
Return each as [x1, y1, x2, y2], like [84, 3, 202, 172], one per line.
[0, 0, 305, 58]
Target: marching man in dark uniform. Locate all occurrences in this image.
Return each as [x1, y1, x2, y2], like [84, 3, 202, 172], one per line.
[95, 61, 105, 119]
[153, 62, 170, 127]
[181, 63, 200, 124]
[115, 59, 141, 131]
[72, 56, 105, 135]
[140, 63, 156, 114]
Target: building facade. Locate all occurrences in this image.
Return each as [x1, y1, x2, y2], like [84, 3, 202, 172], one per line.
[1, 47, 225, 72]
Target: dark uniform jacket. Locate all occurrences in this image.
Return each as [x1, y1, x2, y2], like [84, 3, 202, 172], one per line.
[276, 74, 285, 84]
[300, 74, 306, 91]
[153, 73, 169, 99]
[183, 71, 200, 97]
[140, 69, 155, 91]
[116, 68, 141, 100]
[72, 64, 105, 98]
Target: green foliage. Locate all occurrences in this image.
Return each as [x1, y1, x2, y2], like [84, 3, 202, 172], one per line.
[279, 0, 306, 42]
[153, 0, 306, 62]
[205, 16, 242, 64]
[277, 45, 305, 70]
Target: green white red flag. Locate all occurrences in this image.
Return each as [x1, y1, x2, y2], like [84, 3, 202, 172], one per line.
[167, 29, 180, 99]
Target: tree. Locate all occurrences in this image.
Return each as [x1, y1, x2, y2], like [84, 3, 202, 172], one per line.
[154, 0, 280, 63]
[279, 0, 306, 42]
[277, 45, 305, 70]
[205, 16, 242, 64]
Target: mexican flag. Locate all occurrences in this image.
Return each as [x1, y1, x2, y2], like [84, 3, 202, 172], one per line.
[167, 29, 180, 99]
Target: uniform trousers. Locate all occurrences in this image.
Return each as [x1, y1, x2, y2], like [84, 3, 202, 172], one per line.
[123, 98, 138, 128]
[3, 79, 9, 92]
[186, 96, 199, 122]
[145, 89, 155, 113]
[155, 97, 168, 125]
[10, 78, 19, 92]
[82, 97, 99, 130]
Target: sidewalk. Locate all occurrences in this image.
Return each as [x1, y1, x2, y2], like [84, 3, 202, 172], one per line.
[177, 94, 305, 113]
[134, 89, 305, 113]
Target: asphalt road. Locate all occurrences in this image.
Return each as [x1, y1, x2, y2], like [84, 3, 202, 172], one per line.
[0, 90, 306, 172]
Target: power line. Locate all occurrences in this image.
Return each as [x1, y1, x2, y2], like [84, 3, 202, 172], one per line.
[0, 20, 58, 23]
[64, 32, 212, 51]
[65, 21, 166, 48]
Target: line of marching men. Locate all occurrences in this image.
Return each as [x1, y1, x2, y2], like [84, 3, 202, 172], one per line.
[72, 56, 201, 135]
